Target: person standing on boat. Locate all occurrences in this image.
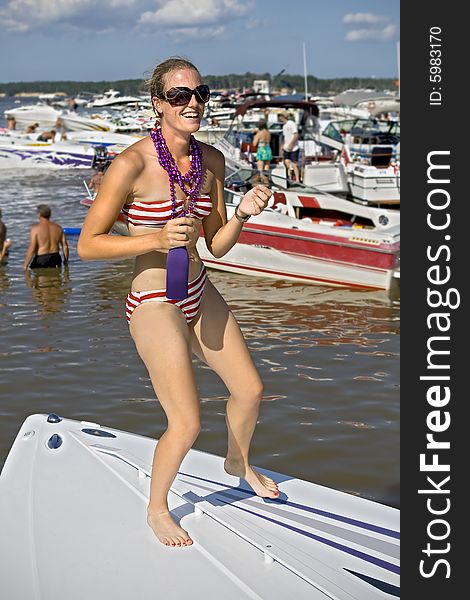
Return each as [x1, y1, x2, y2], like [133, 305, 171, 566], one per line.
[279, 112, 300, 182]
[77, 57, 278, 549]
[252, 120, 272, 183]
[23, 204, 69, 269]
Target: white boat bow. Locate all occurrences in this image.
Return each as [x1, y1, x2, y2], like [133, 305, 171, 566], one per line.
[0, 414, 400, 599]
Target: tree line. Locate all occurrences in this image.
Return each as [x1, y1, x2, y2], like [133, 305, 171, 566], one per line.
[0, 74, 397, 97]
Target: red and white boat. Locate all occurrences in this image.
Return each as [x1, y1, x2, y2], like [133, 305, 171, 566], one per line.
[197, 184, 399, 290]
[81, 179, 400, 290]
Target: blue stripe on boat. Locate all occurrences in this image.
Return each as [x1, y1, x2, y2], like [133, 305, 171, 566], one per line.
[178, 471, 400, 539]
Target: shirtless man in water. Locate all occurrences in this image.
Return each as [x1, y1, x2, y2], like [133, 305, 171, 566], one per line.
[23, 204, 69, 269]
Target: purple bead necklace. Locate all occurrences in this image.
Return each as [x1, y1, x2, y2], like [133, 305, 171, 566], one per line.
[150, 125, 203, 218]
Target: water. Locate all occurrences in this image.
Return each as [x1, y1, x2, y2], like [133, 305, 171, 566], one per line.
[0, 98, 400, 507]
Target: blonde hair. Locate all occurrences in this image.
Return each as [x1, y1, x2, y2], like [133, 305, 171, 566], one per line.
[146, 57, 200, 101]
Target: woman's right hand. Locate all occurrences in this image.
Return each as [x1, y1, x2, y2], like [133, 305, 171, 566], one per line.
[157, 217, 196, 250]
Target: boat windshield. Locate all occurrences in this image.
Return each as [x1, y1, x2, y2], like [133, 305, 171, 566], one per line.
[225, 165, 315, 196]
[323, 118, 400, 146]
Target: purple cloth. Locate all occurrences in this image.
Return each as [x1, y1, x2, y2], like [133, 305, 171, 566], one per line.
[166, 247, 189, 300]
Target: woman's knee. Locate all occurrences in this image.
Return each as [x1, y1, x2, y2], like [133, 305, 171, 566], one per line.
[251, 379, 264, 406]
[168, 418, 201, 446]
[234, 377, 264, 407]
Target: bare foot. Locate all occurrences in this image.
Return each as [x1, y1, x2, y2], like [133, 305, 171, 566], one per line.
[224, 459, 279, 499]
[147, 510, 193, 547]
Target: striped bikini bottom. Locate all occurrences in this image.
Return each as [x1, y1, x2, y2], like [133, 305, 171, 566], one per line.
[126, 264, 207, 325]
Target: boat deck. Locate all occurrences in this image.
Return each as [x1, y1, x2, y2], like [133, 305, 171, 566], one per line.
[0, 415, 400, 599]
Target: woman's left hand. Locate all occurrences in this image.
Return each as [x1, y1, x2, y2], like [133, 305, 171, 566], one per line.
[237, 185, 273, 218]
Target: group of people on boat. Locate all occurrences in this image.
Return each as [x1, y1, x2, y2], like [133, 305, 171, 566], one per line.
[250, 111, 301, 183]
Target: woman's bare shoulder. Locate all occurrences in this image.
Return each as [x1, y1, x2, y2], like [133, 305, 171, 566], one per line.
[107, 137, 151, 177]
[199, 141, 225, 172]
[199, 141, 224, 161]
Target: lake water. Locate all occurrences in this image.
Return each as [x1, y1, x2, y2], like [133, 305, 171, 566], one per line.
[0, 98, 400, 507]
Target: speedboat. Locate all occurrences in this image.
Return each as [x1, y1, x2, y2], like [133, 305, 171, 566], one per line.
[90, 89, 145, 108]
[4, 104, 117, 133]
[4, 103, 61, 128]
[65, 130, 143, 159]
[318, 119, 400, 206]
[213, 98, 344, 193]
[60, 111, 117, 132]
[197, 168, 400, 289]
[0, 413, 400, 599]
[0, 131, 97, 169]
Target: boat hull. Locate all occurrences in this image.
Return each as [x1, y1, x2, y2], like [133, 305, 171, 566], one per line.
[198, 241, 397, 289]
[198, 207, 399, 290]
[0, 143, 95, 169]
[61, 114, 116, 132]
[0, 414, 400, 599]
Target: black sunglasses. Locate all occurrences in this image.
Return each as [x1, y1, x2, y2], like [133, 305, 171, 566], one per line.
[160, 85, 211, 107]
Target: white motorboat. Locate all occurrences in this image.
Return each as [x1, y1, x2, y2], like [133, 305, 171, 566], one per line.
[197, 171, 400, 289]
[347, 162, 400, 205]
[212, 99, 352, 196]
[0, 131, 96, 169]
[322, 118, 400, 163]
[317, 121, 400, 205]
[0, 413, 400, 599]
[65, 130, 143, 157]
[60, 111, 117, 132]
[4, 103, 61, 128]
[4, 104, 118, 133]
[90, 89, 144, 108]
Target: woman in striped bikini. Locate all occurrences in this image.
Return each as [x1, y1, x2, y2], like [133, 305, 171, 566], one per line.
[78, 57, 278, 548]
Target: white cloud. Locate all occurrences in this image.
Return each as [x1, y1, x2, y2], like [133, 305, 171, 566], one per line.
[343, 13, 389, 25]
[0, 0, 91, 31]
[346, 25, 397, 42]
[170, 25, 226, 41]
[0, 0, 253, 38]
[0, 0, 137, 32]
[342, 12, 397, 43]
[245, 17, 269, 30]
[139, 0, 253, 28]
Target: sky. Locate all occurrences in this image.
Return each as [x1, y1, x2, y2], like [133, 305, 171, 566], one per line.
[0, 0, 400, 82]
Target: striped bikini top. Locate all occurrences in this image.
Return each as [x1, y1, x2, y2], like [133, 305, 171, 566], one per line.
[121, 196, 212, 227]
